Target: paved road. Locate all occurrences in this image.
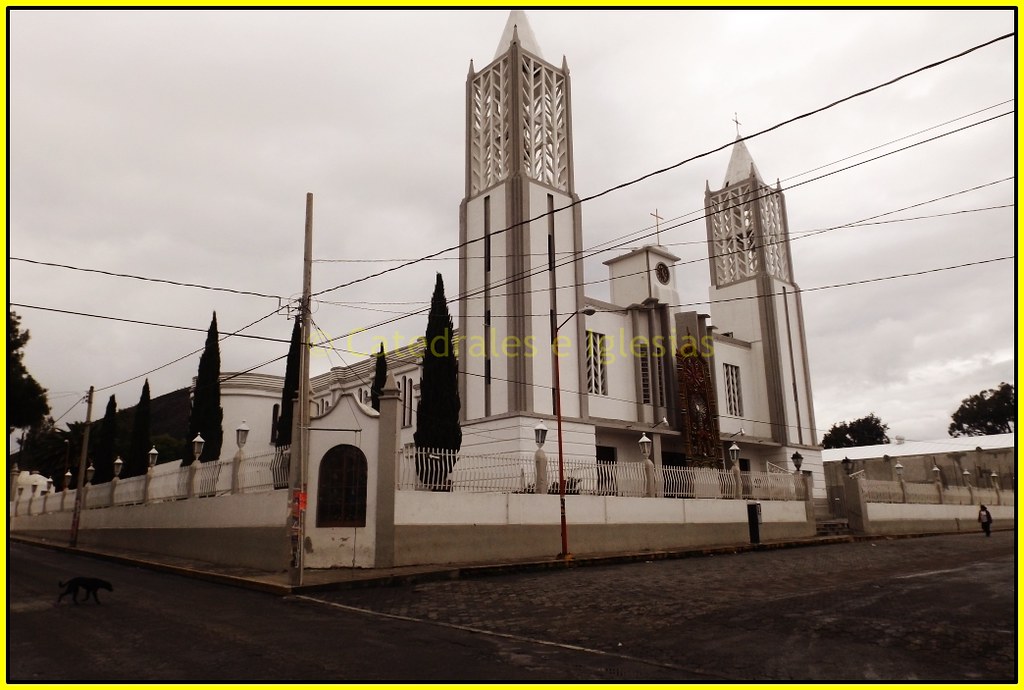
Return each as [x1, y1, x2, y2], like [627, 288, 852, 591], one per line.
[9, 532, 1016, 681]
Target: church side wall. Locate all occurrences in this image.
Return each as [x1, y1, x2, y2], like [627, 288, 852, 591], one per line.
[392, 492, 812, 566]
[529, 184, 583, 418]
[585, 309, 636, 422]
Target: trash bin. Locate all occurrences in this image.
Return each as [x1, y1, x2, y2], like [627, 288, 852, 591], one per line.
[747, 502, 762, 544]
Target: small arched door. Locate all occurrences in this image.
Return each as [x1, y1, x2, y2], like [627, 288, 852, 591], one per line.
[316, 444, 368, 528]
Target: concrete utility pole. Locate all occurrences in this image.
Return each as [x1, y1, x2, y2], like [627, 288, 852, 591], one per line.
[289, 193, 314, 586]
[69, 386, 94, 547]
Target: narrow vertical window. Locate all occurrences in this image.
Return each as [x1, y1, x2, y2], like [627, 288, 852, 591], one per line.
[271, 404, 280, 444]
[724, 364, 743, 417]
[586, 331, 608, 396]
[547, 194, 556, 272]
[656, 355, 666, 408]
[484, 310, 492, 385]
[484, 195, 491, 273]
[638, 343, 651, 404]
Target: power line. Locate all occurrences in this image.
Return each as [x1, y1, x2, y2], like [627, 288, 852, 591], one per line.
[10, 257, 285, 300]
[8, 303, 291, 345]
[312, 99, 1014, 266]
[309, 32, 1013, 300]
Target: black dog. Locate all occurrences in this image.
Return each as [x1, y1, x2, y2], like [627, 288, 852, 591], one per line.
[57, 577, 113, 604]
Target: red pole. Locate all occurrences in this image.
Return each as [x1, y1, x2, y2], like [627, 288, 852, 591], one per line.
[554, 338, 569, 559]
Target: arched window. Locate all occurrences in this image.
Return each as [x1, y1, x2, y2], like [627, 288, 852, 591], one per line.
[316, 445, 368, 527]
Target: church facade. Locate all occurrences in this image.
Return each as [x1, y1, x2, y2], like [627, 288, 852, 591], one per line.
[219, 11, 825, 496]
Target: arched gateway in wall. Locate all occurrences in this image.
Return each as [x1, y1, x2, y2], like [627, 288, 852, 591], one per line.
[316, 444, 368, 528]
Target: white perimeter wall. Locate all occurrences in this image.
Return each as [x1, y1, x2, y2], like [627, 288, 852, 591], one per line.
[396, 492, 807, 527]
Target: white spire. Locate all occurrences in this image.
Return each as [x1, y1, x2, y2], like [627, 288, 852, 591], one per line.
[494, 10, 543, 60]
[722, 136, 764, 187]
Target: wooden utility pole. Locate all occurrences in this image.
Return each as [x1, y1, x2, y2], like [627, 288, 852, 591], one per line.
[289, 193, 314, 586]
[69, 386, 94, 547]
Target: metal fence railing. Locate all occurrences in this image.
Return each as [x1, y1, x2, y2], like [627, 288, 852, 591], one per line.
[238, 447, 290, 493]
[398, 447, 806, 500]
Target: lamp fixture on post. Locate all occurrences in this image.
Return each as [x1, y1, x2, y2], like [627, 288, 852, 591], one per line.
[534, 422, 548, 448]
[236, 421, 250, 450]
[894, 461, 904, 478]
[85, 464, 95, 485]
[990, 472, 998, 489]
[192, 434, 205, 464]
[64, 468, 72, 492]
[113, 456, 123, 479]
[791, 451, 803, 472]
[552, 306, 596, 560]
[842, 456, 852, 475]
[148, 446, 159, 468]
[728, 442, 740, 470]
[962, 468, 971, 486]
[639, 433, 652, 461]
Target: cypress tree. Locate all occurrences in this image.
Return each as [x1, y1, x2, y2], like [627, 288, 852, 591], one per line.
[187, 312, 223, 463]
[370, 343, 387, 411]
[276, 316, 301, 448]
[93, 395, 117, 483]
[125, 379, 151, 478]
[414, 274, 461, 485]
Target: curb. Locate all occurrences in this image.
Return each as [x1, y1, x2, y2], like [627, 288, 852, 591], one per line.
[12, 529, 994, 596]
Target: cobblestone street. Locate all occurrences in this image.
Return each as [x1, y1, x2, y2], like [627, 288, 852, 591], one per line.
[304, 532, 1016, 681]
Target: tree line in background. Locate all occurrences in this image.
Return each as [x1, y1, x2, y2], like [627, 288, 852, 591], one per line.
[8, 310, 223, 489]
[822, 382, 1016, 449]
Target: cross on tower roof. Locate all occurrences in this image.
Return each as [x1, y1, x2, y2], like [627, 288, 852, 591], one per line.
[650, 209, 664, 245]
[732, 112, 741, 137]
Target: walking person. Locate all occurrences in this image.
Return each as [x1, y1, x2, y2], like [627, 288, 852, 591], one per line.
[978, 504, 993, 537]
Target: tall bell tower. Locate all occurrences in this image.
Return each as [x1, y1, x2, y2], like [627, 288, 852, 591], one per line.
[705, 136, 818, 447]
[458, 11, 587, 446]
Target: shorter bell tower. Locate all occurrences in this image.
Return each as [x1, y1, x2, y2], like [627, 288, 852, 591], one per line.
[704, 136, 817, 448]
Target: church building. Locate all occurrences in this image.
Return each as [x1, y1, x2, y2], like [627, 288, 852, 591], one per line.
[219, 11, 824, 496]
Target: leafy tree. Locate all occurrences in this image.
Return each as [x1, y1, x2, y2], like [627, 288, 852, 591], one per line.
[93, 395, 118, 483]
[7, 311, 50, 432]
[186, 313, 223, 463]
[949, 382, 1015, 437]
[414, 274, 461, 486]
[125, 380, 152, 478]
[821, 413, 890, 449]
[370, 343, 387, 411]
[151, 434, 189, 466]
[276, 316, 301, 448]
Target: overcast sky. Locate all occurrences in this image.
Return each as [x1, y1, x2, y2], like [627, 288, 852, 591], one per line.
[9, 8, 1015, 445]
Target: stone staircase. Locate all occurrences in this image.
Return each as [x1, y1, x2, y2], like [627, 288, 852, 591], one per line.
[812, 498, 854, 537]
[815, 519, 853, 537]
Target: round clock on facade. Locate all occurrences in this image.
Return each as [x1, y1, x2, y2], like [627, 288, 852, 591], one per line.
[655, 262, 671, 285]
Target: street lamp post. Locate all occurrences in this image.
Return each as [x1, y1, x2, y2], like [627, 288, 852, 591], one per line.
[233, 421, 250, 494]
[639, 434, 655, 497]
[552, 307, 596, 560]
[188, 434, 204, 499]
[791, 451, 803, 472]
[534, 423, 548, 495]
